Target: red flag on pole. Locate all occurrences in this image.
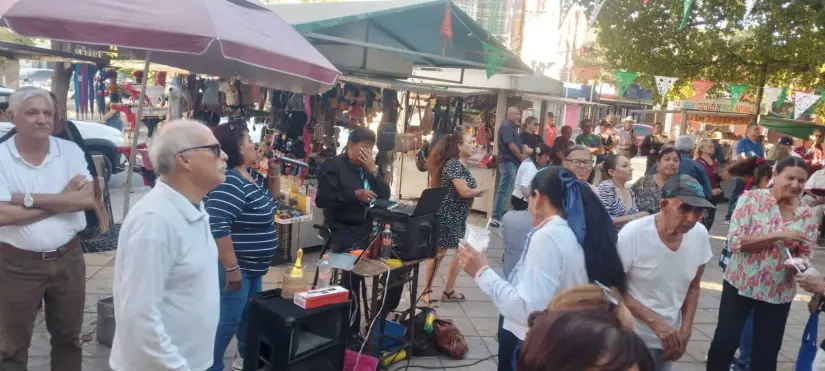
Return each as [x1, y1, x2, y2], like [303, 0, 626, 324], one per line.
[440, 5, 453, 55]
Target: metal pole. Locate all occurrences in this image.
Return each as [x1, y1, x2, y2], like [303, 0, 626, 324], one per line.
[121, 53, 152, 218]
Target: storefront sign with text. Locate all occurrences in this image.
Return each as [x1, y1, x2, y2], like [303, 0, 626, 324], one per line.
[671, 99, 756, 114]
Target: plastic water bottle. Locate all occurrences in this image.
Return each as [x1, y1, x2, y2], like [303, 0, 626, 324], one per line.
[317, 254, 332, 289]
[381, 224, 393, 260]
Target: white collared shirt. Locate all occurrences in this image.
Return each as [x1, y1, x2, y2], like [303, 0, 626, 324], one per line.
[110, 181, 219, 371]
[475, 216, 588, 340]
[511, 159, 538, 200]
[0, 135, 91, 252]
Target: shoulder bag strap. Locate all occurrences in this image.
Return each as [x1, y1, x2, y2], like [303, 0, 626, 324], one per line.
[63, 124, 102, 200]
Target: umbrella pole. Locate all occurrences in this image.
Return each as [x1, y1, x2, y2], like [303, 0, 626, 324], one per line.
[121, 54, 152, 218]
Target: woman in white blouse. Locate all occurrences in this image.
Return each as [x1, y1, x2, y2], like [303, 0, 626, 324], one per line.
[511, 143, 552, 211]
[458, 166, 628, 371]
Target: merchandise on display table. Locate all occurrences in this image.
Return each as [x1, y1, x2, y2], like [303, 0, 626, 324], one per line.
[274, 184, 315, 224]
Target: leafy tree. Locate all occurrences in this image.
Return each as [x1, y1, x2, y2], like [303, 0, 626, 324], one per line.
[581, 0, 825, 107]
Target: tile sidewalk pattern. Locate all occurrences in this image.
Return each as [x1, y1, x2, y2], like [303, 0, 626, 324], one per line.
[24, 194, 825, 370]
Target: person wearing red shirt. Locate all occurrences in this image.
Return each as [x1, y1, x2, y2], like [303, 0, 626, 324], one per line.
[796, 129, 825, 173]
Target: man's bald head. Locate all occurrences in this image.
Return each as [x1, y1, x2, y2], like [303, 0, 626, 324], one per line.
[149, 119, 215, 176]
[506, 106, 522, 122]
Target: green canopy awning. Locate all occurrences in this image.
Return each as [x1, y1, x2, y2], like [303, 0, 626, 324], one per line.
[759, 116, 825, 139]
[269, 0, 533, 75]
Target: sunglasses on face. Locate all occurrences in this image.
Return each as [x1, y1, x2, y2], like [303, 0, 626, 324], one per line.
[178, 144, 221, 157]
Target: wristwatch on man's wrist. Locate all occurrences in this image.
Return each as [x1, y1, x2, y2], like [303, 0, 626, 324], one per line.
[23, 193, 34, 209]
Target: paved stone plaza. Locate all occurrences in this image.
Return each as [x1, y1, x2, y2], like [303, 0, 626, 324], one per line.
[19, 182, 823, 371]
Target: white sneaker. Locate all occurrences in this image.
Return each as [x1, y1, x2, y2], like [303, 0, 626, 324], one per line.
[232, 353, 244, 371]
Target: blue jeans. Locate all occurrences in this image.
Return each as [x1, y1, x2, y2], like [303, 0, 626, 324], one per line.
[208, 264, 263, 371]
[648, 349, 674, 371]
[733, 312, 754, 370]
[727, 178, 745, 220]
[493, 161, 518, 221]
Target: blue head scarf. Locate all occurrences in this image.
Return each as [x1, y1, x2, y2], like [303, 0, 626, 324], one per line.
[558, 169, 587, 245]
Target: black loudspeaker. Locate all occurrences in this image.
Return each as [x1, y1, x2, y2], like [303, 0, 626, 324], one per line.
[371, 210, 439, 261]
[244, 289, 350, 371]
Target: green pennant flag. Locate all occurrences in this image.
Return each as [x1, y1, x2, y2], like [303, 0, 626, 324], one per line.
[728, 83, 748, 109]
[776, 87, 788, 108]
[680, 0, 693, 30]
[482, 42, 511, 78]
[615, 71, 639, 97]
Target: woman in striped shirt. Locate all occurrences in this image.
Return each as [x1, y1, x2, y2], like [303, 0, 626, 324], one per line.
[595, 154, 648, 228]
[205, 120, 280, 371]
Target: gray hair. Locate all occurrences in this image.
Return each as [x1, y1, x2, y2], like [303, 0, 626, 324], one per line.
[565, 145, 591, 157]
[8, 86, 55, 115]
[149, 119, 207, 176]
[674, 135, 695, 153]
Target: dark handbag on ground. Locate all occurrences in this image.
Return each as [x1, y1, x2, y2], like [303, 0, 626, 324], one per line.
[398, 308, 441, 357]
[433, 319, 468, 359]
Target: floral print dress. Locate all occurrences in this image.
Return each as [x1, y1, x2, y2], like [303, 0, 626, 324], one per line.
[725, 189, 819, 304]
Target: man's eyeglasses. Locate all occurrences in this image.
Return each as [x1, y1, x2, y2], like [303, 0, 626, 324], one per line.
[593, 280, 620, 312]
[178, 144, 221, 157]
[564, 158, 593, 168]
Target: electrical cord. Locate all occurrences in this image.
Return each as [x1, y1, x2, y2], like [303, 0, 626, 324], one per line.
[391, 354, 498, 370]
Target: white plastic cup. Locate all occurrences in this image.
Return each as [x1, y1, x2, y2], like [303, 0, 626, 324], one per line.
[463, 224, 490, 252]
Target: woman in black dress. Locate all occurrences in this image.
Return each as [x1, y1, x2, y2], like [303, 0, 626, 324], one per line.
[423, 131, 488, 306]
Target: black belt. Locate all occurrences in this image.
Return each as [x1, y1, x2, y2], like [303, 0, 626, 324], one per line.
[0, 237, 80, 260]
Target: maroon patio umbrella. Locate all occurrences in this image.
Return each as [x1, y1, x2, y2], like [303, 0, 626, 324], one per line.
[0, 0, 341, 215]
[0, 0, 339, 94]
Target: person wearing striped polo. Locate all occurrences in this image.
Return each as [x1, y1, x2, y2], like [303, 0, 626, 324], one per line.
[205, 120, 281, 371]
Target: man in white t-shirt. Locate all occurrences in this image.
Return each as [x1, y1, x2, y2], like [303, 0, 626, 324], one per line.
[617, 174, 714, 371]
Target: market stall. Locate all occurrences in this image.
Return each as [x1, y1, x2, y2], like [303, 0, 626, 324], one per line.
[629, 106, 756, 138]
[758, 116, 825, 139]
[269, 0, 543, 219]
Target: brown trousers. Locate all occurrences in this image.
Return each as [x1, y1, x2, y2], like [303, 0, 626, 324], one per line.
[0, 247, 86, 371]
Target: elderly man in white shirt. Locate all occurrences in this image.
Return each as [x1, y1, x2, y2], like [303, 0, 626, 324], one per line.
[0, 87, 96, 371]
[111, 119, 227, 371]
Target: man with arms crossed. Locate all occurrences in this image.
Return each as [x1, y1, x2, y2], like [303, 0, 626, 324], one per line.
[618, 175, 713, 370]
[0, 87, 96, 371]
[111, 120, 227, 370]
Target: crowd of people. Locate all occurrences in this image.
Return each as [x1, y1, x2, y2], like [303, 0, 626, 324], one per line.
[5, 86, 825, 371]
